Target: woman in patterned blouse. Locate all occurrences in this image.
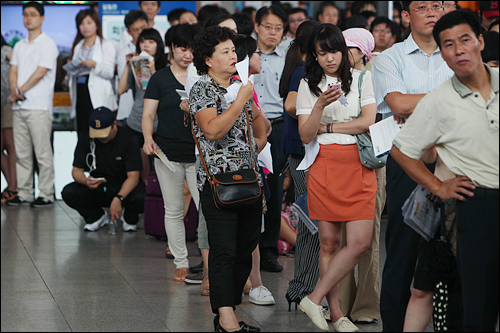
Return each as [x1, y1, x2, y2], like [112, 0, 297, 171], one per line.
[190, 26, 267, 332]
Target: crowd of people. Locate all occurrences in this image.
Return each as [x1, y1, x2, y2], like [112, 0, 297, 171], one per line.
[1, 1, 499, 332]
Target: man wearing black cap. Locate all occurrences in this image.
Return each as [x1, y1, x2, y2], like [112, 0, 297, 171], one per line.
[62, 107, 145, 232]
[480, 1, 499, 31]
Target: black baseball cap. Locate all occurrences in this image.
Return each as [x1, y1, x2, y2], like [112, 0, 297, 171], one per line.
[345, 15, 369, 30]
[89, 107, 115, 138]
[481, 1, 499, 18]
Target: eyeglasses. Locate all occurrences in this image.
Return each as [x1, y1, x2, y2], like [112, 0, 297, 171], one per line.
[373, 28, 392, 34]
[443, 3, 457, 9]
[410, 4, 443, 15]
[259, 24, 283, 32]
[86, 139, 97, 174]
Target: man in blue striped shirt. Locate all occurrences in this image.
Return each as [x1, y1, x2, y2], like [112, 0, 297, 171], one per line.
[371, 1, 454, 331]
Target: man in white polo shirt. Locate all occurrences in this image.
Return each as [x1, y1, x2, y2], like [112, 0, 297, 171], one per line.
[391, 9, 499, 331]
[6, 1, 58, 207]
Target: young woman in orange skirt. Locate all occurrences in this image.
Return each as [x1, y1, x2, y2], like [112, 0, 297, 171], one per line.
[295, 23, 377, 332]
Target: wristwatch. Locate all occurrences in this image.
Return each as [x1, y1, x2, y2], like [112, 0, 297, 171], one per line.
[115, 195, 125, 203]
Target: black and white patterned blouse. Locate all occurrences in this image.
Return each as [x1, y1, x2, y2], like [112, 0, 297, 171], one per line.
[189, 74, 262, 192]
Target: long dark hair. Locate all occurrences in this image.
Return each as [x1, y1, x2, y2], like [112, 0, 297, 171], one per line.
[136, 28, 167, 71]
[279, 20, 321, 98]
[71, 9, 103, 58]
[305, 23, 352, 97]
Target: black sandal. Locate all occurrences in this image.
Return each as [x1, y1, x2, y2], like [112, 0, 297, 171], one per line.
[1, 189, 18, 203]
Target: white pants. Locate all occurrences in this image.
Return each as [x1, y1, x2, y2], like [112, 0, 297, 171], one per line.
[12, 109, 55, 201]
[155, 158, 199, 269]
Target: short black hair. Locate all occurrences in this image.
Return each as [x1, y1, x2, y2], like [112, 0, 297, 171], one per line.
[197, 5, 229, 27]
[433, 9, 481, 48]
[288, 8, 309, 19]
[232, 13, 254, 36]
[136, 28, 166, 71]
[242, 7, 256, 17]
[23, 1, 44, 16]
[138, 1, 160, 8]
[192, 26, 236, 75]
[204, 13, 234, 29]
[255, 5, 288, 25]
[481, 31, 499, 63]
[168, 8, 187, 23]
[316, 1, 337, 18]
[489, 19, 500, 31]
[370, 16, 398, 36]
[360, 10, 377, 21]
[350, 1, 376, 16]
[124, 10, 148, 29]
[170, 23, 198, 49]
[234, 34, 258, 63]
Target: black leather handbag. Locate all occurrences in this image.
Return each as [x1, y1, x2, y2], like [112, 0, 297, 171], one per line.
[192, 106, 261, 210]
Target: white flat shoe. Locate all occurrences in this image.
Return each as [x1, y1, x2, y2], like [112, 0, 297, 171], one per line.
[299, 296, 329, 331]
[332, 317, 358, 332]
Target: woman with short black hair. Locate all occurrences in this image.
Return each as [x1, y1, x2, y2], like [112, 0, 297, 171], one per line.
[190, 26, 267, 332]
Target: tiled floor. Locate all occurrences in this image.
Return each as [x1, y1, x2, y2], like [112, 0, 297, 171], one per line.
[2, 201, 401, 332]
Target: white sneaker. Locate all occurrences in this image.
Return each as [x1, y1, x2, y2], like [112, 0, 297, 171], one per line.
[333, 317, 359, 332]
[84, 211, 110, 231]
[122, 217, 137, 232]
[249, 285, 275, 305]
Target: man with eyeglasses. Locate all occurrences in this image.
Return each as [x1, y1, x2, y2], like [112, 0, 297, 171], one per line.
[253, 5, 289, 273]
[278, 7, 309, 52]
[371, 1, 457, 331]
[62, 107, 145, 233]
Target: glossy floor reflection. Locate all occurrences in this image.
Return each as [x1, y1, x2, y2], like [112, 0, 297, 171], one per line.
[2, 201, 405, 332]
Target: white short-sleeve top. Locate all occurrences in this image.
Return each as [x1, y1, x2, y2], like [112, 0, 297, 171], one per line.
[296, 68, 376, 145]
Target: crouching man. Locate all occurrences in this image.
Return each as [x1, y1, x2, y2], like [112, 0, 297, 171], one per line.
[62, 107, 145, 232]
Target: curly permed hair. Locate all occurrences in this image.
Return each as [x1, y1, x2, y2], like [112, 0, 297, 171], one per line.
[192, 25, 236, 76]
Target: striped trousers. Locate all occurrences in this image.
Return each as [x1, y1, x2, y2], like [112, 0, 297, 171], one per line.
[285, 156, 321, 301]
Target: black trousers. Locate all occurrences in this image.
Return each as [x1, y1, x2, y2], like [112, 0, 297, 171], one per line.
[200, 183, 262, 314]
[76, 75, 92, 137]
[380, 155, 435, 331]
[260, 120, 288, 261]
[456, 188, 499, 332]
[61, 181, 145, 224]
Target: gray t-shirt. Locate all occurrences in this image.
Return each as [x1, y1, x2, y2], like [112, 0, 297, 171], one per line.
[126, 68, 157, 133]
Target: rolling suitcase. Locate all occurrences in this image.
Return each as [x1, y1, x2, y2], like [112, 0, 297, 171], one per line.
[144, 171, 198, 241]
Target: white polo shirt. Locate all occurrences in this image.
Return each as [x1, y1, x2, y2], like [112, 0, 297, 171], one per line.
[10, 32, 58, 112]
[393, 65, 499, 189]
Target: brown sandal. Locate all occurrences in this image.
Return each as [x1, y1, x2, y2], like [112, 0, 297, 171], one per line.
[1, 189, 18, 204]
[173, 268, 189, 282]
[200, 266, 210, 296]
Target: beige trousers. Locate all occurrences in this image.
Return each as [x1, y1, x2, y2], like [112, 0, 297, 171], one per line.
[338, 166, 386, 321]
[12, 109, 55, 201]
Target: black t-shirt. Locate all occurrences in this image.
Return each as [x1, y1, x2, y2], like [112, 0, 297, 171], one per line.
[144, 66, 195, 163]
[73, 127, 142, 185]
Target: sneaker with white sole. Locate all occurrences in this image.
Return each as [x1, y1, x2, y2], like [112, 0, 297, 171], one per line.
[84, 211, 110, 231]
[333, 317, 359, 332]
[249, 285, 275, 305]
[30, 197, 54, 208]
[122, 218, 137, 232]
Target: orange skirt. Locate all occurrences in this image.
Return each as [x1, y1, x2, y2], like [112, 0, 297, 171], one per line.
[308, 144, 376, 222]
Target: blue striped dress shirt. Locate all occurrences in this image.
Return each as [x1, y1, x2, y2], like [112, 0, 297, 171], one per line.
[372, 33, 454, 118]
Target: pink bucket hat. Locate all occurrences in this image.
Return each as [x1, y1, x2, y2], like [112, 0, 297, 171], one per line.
[343, 28, 379, 62]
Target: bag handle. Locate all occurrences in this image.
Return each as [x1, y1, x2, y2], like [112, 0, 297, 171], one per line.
[356, 69, 368, 119]
[190, 98, 256, 183]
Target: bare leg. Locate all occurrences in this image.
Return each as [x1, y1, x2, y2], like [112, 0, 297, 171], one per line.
[279, 217, 297, 247]
[248, 244, 263, 287]
[1, 128, 17, 191]
[219, 306, 240, 331]
[309, 219, 373, 322]
[201, 248, 210, 290]
[403, 289, 434, 332]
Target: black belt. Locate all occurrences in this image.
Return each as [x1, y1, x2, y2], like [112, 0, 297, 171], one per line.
[473, 187, 499, 196]
[270, 116, 284, 126]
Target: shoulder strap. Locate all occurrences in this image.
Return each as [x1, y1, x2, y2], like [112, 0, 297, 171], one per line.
[191, 103, 256, 184]
[357, 70, 368, 118]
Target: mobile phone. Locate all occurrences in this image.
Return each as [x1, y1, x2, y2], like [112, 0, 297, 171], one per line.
[328, 82, 341, 90]
[90, 177, 107, 183]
